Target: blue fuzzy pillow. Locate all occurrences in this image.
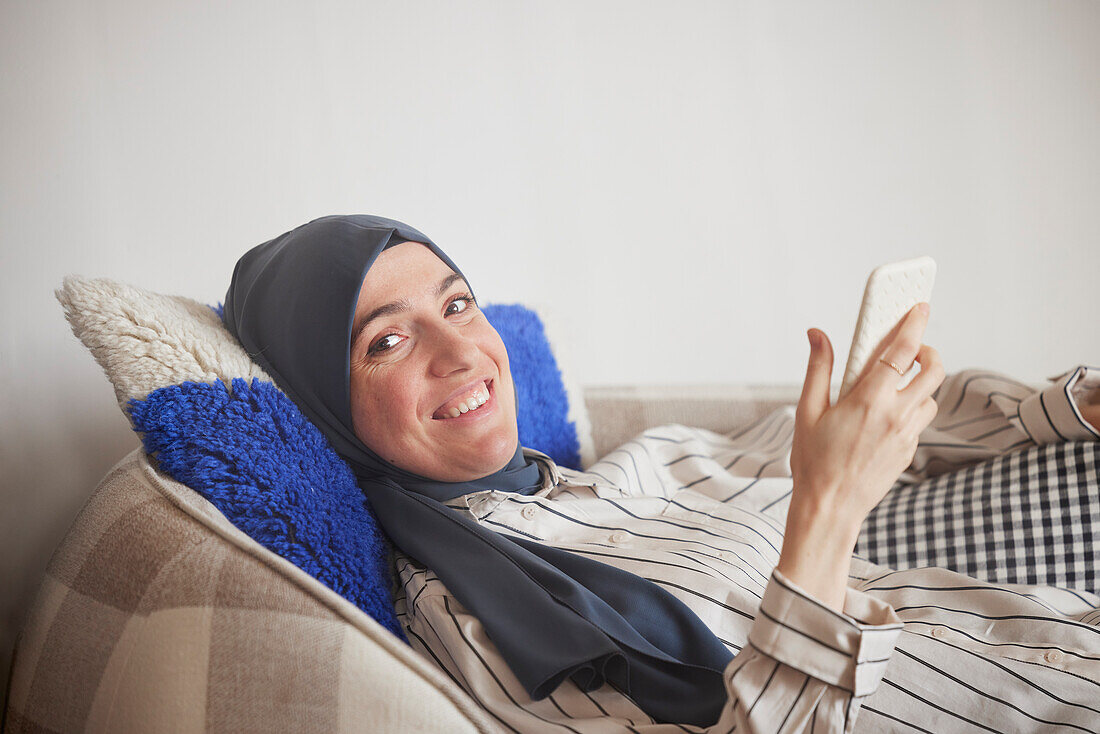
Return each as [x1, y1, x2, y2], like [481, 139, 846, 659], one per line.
[58, 277, 590, 641]
[128, 376, 408, 636]
[483, 303, 587, 470]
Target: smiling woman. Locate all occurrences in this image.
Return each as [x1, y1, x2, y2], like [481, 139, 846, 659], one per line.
[221, 214, 1100, 733]
[348, 242, 518, 481]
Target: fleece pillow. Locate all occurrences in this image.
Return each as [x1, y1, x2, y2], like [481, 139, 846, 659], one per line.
[57, 276, 593, 639]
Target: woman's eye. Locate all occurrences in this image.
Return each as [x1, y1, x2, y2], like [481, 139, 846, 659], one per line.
[368, 334, 402, 355]
[445, 295, 475, 316]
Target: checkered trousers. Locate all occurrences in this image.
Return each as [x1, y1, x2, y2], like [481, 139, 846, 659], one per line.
[857, 440, 1100, 594]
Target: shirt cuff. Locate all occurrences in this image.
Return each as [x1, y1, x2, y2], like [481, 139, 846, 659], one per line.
[1020, 366, 1100, 443]
[747, 569, 903, 697]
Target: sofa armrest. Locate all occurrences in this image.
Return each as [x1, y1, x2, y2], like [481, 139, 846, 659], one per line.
[6, 451, 500, 734]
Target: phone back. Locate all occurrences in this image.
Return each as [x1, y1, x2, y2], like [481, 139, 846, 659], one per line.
[839, 256, 936, 398]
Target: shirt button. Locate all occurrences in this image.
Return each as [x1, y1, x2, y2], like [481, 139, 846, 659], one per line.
[521, 505, 537, 520]
[1045, 650, 1064, 663]
[610, 531, 630, 544]
[931, 627, 946, 639]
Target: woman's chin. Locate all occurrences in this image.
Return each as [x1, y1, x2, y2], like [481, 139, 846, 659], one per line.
[436, 431, 519, 482]
[422, 402, 519, 481]
[464, 441, 520, 479]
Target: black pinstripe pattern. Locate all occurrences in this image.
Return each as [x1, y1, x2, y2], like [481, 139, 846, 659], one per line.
[390, 366, 1100, 732]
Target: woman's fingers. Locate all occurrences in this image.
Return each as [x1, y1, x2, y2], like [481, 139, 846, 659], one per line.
[904, 396, 939, 443]
[796, 329, 834, 427]
[863, 303, 930, 395]
[900, 344, 945, 410]
[852, 305, 911, 387]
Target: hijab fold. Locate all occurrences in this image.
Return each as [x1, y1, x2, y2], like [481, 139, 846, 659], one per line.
[223, 215, 734, 727]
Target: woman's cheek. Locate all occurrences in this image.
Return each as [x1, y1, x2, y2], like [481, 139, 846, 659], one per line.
[384, 373, 425, 426]
[351, 371, 389, 439]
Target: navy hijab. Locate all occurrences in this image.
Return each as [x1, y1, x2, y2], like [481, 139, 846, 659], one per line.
[223, 215, 734, 726]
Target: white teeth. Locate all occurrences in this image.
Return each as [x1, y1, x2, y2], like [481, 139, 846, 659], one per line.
[438, 386, 490, 419]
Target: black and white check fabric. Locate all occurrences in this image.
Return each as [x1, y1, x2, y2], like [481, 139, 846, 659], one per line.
[858, 440, 1100, 593]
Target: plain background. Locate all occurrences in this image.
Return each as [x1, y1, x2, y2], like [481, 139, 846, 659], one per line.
[2, 0, 1098, 703]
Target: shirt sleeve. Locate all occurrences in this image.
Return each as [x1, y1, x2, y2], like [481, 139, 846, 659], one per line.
[904, 365, 1100, 481]
[703, 569, 902, 733]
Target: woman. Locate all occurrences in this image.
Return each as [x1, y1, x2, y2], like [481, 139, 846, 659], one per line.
[224, 215, 1100, 732]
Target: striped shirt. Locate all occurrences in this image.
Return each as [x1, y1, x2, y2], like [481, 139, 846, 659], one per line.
[394, 366, 1100, 733]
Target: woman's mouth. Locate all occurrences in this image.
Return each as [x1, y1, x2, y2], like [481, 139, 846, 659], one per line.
[432, 379, 495, 420]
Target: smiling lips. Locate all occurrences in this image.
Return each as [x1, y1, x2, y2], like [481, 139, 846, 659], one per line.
[433, 379, 494, 420]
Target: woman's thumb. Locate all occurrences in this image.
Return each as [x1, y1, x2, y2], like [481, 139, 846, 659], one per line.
[797, 329, 833, 425]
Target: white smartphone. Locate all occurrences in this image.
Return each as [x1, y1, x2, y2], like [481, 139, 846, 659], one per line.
[838, 256, 936, 399]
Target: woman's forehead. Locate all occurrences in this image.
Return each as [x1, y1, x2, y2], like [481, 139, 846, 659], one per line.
[367, 240, 452, 282]
[353, 241, 463, 314]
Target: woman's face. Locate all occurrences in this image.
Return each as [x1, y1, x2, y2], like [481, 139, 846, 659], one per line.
[348, 241, 519, 482]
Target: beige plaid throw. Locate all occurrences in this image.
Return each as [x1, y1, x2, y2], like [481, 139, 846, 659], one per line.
[6, 450, 500, 734]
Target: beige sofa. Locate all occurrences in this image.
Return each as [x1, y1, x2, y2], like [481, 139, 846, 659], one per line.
[4, 384, 797, 734]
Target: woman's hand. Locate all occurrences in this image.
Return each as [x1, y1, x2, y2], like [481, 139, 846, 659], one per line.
[776, 303, 945, 611]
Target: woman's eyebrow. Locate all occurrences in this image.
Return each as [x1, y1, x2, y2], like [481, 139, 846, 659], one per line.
[435, 272, 466, 297]
[350, 273, 467, 347]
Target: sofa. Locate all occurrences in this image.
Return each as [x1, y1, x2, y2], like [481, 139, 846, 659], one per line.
[7, 276, 1096, 733]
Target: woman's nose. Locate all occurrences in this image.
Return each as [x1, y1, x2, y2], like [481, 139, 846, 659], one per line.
[427, 324, 479, 378]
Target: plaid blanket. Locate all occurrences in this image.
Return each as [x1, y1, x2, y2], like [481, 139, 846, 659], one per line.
[4, 451, 500, 734]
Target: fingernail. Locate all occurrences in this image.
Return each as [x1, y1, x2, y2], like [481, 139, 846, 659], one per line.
[807, 329, 820, 348]
[917, 302, 930, 315]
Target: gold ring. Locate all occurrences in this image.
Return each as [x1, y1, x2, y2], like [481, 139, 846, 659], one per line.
[878, 357, 906, 376]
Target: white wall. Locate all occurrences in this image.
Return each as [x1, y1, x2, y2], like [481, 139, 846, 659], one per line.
[2, 0, 1098, 695]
